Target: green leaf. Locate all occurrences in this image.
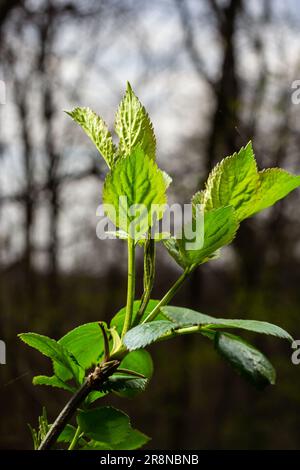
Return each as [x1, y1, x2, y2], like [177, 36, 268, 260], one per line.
[115, 82, 156, 160]
[81, 428, 150, 450]
[214, 332, 276, 388]
[164, 206, 238, 268]
[66, 107, 116, 167]
[33, 375, 75, 393]
[110, 326, 122, 356]
[28, 424, 38, 450]
[112, 429, 150, 450]
[84, 390, 107, 406]
[193, 142, 300, 222]
[103, 147, 167, 240]
[110, 299, 161, 334]
[54, 322, 105, 383]
[111, 349, 153, 397]
[254, 168, 300, 214]
[101, 376, 148, 395]
[120, 348, 153, 379]
[57, 424, 77, 443]
[77, 406, 131, 445]
[161, 306, 293, 342]
[196, 142, 259, 221]
[123, 321, 175, 350]
[161, 170, 172, 188]
[80, 441, 112, 450]
[19, 333, 80, 380]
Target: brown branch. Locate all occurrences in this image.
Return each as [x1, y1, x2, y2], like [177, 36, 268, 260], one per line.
[38, 360, 120, 450]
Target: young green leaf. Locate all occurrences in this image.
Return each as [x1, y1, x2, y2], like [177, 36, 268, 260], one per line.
[164, 206, 238, 268]
[254, 168, 300, 214]
[103, 147, 167, 239]
[214, 332, 276, 389]
[77, 406, 131, 445]
[33, 375, 76, 393]
[66, 107, 116, 167]
[54, 322, 105, 383]
[193, 142, 300, 222]
[161, 306, 293, 342]
[18, 333, 80, 380]
[123, 321, 175, 350]
[195, 142, 259, 221]
[115, 82, 156, 160]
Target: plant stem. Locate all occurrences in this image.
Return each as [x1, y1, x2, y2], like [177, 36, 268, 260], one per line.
[68, 425, 82, 450]
[38, 379, 91, 450]
[142, 265, 195, 324]
[122, 237, 136, 337]
[134, 235, 155, 326]
[160, 325, 202, 341]
[38, 360, 120, 450]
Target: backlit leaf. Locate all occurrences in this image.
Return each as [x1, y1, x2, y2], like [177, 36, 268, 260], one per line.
[115, 82, 156, 160]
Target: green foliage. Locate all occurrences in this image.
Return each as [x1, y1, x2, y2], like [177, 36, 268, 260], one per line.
[21, 83, 300, 451]
[110, 299, 161, 333]
[19, 333, 81, 383]
[82, 429, 150, 450]
[77, 406, 149, 450]
[66, 107, 116, 167]
[103, 147, 167, 240]
[164, 206, 239, 268]
[192, 142, 300, 223]
[55, 322, 105, 382]
[57, 424, 85, 445]
[77, 406, 130, 444]
[32, 375, 75, 393]
[28, 408, 49, 450]
[116, 350, 153, 397]
[124, 320, 176, 350]
[214, 332, 276, 389]
[161, 306, 293, 341]
[256, 168, 300, 213]
[110, 429, 150, 450]
[115, 82, 156, 160]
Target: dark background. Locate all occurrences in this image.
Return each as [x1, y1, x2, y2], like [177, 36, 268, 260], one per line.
[1, 0, 300, 450]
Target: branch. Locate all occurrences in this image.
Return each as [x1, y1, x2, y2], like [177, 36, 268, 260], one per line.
[174, 0, 215, 88]
[207, 0, 225, 26]
[38, 360, 120, 450]
[0, 165, 104, 205]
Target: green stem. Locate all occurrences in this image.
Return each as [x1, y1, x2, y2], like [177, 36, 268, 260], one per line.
[160, 325, 202, 341]
[134, 235, 155, 326]
[68, 425, 82, 450]
[122, 237, 136, 337]
[142, 265, 196, 324]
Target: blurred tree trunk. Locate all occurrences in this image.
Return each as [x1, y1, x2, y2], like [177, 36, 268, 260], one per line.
[205, 0, 243, 172]
[14, 81, 34, 277]
[38, 5, 60, 293]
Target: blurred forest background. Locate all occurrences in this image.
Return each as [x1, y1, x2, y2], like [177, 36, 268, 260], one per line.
[1, 0, 300, 450]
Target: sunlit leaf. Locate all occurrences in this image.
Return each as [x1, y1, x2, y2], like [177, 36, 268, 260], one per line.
[115, 82, 156, 160]
[66, 107, 116, 167]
